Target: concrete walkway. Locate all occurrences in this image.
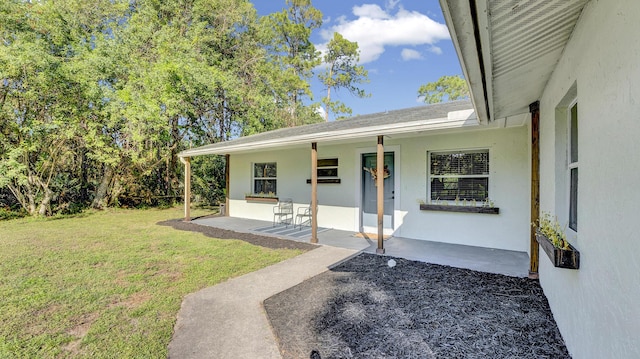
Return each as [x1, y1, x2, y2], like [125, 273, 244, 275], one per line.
[168, 245, 359, 359]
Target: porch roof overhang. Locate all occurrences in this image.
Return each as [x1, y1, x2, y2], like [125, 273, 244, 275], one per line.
[179, 100, 478, 157]
[440, 0, 589, 123]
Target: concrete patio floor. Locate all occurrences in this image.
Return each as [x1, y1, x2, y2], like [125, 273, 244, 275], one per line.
[192, 216, 530, 278]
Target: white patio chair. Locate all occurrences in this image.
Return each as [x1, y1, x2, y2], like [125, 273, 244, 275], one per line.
[295, 203, 318, 230]
[273, 198, 293, 227]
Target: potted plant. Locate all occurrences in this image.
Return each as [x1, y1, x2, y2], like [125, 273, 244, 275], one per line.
[533, 212, 580, 269]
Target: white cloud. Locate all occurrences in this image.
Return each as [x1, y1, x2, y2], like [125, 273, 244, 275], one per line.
[315, 105, 327, 119]
[429, 45, 443, 55]
[318, 4, 450, 64]
[353, 4, 389, 19]
[401, 48, 423, 61]
[385, 0, 400, 10]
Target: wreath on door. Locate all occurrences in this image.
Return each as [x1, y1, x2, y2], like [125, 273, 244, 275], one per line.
[363, 165, 391, 186]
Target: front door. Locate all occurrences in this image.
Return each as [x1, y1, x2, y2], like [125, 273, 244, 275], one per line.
[361, 152, 394, 233]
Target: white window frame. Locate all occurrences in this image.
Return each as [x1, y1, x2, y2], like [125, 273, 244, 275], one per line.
[568, 100, 578, 232]
[427, 149, 490, 203]
[252, 162, 277, 195]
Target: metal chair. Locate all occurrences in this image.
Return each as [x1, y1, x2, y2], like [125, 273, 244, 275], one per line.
[295, 203, 318, 230]
[273, 198, 293, 227]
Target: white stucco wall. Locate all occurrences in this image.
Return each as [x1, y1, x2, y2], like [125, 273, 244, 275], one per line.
[226, 124, 530, 252]
[394, 126, 530, 252]
[538, 1, 640, 357]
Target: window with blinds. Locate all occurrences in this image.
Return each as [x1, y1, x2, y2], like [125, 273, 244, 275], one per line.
[429, 150, 489, 201]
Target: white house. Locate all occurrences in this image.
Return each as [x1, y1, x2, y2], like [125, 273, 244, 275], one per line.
[179, 0, 640, 357]
[179, 100, 532, 253]
[440, 0, 640, 358]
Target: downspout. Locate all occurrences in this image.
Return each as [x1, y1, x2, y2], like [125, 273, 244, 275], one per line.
[179, 156, 191, 222]
[529, 101, 540, 278]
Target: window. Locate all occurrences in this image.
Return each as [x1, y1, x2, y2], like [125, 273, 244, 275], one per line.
[317, 158, 338, 178]
[429, 150, 489, 201]
[568, 102, 578, 231]
[253, 162, 277, 195]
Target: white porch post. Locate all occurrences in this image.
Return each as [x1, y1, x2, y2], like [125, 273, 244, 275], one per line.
[311, 142, 318, 243]
[180, 156, 191, 221]
[376, 135, 385, 254]
[225, 154, 230, 217]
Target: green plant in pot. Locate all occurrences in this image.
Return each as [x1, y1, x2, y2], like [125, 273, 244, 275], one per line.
[533, 212, 569, 249]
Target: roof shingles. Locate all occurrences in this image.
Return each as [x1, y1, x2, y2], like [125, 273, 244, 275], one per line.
[180, 100, 473, 157]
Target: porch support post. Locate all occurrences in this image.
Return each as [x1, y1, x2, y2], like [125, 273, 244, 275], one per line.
[376, 135, 385, 254]
[180, 156, 191, 222]
[529, 101, 540, 278]
[311, 142, 318, 243]
[225, 154, 230, 217]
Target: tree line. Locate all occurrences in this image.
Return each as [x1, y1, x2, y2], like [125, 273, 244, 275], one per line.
[0, 0, 372, 217]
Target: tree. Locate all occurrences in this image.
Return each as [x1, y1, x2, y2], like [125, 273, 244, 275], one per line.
[261, 0, 323, 127]
[318, 32, 369, 121]
[0, 0, 326, 216]
[418, 75, 470, 104]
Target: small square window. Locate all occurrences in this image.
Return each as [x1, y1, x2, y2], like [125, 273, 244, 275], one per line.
[317, 158, 338, 178]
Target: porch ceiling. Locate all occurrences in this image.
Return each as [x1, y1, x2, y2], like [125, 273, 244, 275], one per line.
[440, 0, 589, 123]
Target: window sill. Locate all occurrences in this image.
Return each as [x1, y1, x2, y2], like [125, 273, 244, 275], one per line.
[306, 178, 341, 184]
[245, 196, 278, 203]
[419, 204, 500, 215]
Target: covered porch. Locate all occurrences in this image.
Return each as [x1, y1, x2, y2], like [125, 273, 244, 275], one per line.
[191, 216, 529, 277]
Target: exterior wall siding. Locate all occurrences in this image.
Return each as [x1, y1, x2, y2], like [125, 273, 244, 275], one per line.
[227, 124, 529, 252]
[538, 0, 640, 357]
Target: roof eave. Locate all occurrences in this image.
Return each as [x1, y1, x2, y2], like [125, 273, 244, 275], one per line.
[178, 111, 477, 157]
[440, 0, 493, 124]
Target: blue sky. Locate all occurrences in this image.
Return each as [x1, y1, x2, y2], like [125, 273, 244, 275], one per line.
[252, 0, 463, 120]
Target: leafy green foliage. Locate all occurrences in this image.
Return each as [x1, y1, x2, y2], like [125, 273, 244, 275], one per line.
[0, 0, 324, 216]
[318, 32, 370, 120]
[534, 212, 569, 249]
[261, 0, 324, 127]
[418, 75, 470, 104]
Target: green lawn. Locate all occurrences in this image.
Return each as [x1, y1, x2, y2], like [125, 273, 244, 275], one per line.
[0, 207, 305, 358]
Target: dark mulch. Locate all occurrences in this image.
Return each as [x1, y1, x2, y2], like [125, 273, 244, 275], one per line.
[157, 216, 318, 251]
[265, 253, 570, 359]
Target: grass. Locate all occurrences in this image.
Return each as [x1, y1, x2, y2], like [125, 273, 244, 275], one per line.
[0, 207, 305, 358]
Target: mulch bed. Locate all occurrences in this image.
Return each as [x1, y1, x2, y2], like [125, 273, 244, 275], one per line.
[157, 216, 318, 251]
[265, 253, 570, 359]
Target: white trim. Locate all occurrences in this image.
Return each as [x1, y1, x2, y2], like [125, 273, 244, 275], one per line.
[251, 162, 277, 195]
[567, 99, 578, 233]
